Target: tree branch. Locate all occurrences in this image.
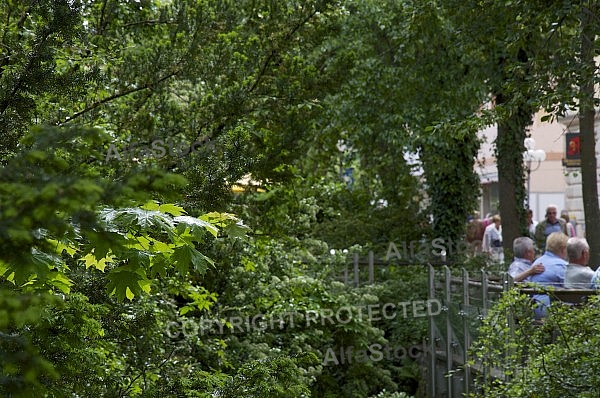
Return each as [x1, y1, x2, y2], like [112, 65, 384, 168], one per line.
[0, 27, 51, 115]
[123, 19, 176, 28]
[54, 70, 179, 125]
[247, 8, 320, 94]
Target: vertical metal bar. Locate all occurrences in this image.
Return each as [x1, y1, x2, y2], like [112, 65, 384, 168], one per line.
[504, 272, 514, 383]
[481, 269, 489, 388]
[462, 268, 471, 396]
[368, 250, 374, 284]
[428, 264, 437, 398]
[344, 261, 348, 285]
[505, 269, 514, 290]
[444, 265, 453, 398]
[353, 252, 359, 287]
[481, 269, 489, 316]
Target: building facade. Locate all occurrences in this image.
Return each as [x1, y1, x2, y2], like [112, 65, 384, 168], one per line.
[559, 111, 600, 237]
[476, 112, 567, 223]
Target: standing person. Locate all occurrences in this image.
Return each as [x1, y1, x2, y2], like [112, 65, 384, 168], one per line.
[560, 210, 577, 237]
[564, 237, 594, 288]
[534, 205, 568, 251]
[466, 212, 486, 254]
[530, 232, 569, 318]
[482, 215, 503, 263]
[527, 209, 538, 239]
[508, 237, 545, 282]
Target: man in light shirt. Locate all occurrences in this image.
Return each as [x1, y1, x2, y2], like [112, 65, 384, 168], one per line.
[530, 232, 569, 318]
[508, 237, 544, 282]
[564, 237, 594, 289]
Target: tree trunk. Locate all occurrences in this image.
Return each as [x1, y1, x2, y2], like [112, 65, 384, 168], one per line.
[496, 112, 529, 261]
[579, 2, 600, 268]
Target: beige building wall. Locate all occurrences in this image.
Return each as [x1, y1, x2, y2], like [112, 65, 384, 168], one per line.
[558, 111, 600, 237]
[476, 112, 568, 222]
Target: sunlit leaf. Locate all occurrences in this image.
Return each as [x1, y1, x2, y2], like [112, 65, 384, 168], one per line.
[158, 203, 186, 216]
[174, 215, 219, 237]
[80, 252, 113, 272]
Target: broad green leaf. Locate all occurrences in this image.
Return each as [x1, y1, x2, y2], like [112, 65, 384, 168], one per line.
[126, 235, 172, 253]
[100, 207, 174, 231]
[199, 212, 239, 227]
[172, 245, 193, 275]
[172, 244, 214, 275]
[174, 216, 219, 238]
[141, 200, 160, 211]
[47, 238, 77, 256]
[0, 260, 11, 278]
[180, 306, 192, 315]
[106, 266, 151, 301]
[190, 249, 214, 273]
[81, 252, 113, 272]
[140, 201, 185, 216]
[223, 221, 251, 239]
[138, 279, 151, 294]
[46, 272, 73, 294]
[31, 248, 64, 269]
[85, 230, 125, 260]
[158, 203, 186, 216]
[149, 256, 168, 278]
[0, 259, 15, 283]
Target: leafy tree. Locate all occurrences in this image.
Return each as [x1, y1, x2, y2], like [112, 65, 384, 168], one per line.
[314, 0, 484, 243]
[577, 1, 600, 267]
[0, 0, 92, 159]
[0, 123, 252, 396]
[10, 0, 587, 396]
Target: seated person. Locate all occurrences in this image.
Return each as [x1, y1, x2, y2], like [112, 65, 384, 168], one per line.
[508, 237, 544, 282]
[590, 263, 600, 290]
[530, 232, 569, 318]
[564, 237, 594, 289]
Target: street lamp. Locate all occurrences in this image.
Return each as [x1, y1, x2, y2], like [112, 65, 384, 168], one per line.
[523, 138, 546, 209]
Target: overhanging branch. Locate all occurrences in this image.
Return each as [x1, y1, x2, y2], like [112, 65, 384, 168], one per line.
[54, 70, 179, 126]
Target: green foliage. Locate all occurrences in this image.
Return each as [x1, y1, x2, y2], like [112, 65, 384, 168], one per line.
[470, 290, 600, 397]
[219, 353, 318, 397]
[0, 120, 256, 302]
[12, 0, 595, 396]
[313, 0, 485, 242]
[0, 287, 60, 397]
[439, 0, 600, 248]
[418, 121, 482, 243]
[0, 0, 93, 158]
[145, 353, 318, 397]
[180, 236, 431, 396]
[368, 391, 413, 398]
[0, 121, 251, 395]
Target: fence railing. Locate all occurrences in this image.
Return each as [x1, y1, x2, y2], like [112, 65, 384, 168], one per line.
[338, 255, 599, 397]
[341, 251, 456, 286]
[424, 265, 598, 398]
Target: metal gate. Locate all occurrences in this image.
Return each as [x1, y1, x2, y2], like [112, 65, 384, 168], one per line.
[423, 265, 510, 397]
